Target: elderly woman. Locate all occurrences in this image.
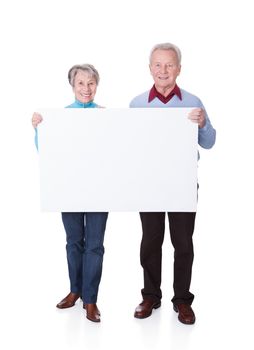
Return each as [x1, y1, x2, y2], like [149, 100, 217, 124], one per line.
[32, 64, 108, 323]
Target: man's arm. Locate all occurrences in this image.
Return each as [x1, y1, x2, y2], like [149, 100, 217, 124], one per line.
[189, 108, 216, 149]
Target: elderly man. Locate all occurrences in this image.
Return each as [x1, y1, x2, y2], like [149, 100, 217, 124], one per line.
[130, 43, 216, 325]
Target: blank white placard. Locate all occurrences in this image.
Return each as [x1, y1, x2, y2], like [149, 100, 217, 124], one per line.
[38, 108, 197, 212]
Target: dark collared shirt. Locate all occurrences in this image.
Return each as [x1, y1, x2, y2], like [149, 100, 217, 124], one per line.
[148, 84, 182, 104]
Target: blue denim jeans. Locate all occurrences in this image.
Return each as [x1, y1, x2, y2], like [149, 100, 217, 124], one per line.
[61, 212, 108, 304]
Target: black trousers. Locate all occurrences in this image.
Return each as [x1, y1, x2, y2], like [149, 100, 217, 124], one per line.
[139, 212, 196, 305]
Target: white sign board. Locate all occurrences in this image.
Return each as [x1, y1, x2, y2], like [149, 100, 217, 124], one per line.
[38, 108, 198, 212]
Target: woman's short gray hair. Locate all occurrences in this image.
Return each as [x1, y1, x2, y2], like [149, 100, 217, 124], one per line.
[68, 64, 100, 86]
[149, 43, 182, 65]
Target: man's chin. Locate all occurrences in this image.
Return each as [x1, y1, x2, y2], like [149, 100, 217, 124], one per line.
[156, 83, 172, 90]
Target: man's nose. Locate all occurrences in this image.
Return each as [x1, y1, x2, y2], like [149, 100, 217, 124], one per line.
[160, 65, 167, 73]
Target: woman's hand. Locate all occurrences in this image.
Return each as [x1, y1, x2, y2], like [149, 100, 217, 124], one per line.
[32, 112, 43, 128]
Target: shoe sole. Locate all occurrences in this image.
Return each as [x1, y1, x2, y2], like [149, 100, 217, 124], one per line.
[56, 303, 76, 309]
[86, 316, 101, 323]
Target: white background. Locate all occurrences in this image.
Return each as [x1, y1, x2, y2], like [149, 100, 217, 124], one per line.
[0, 0, 253, 349]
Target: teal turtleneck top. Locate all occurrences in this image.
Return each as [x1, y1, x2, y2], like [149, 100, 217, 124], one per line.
[66, 100, 98, 109]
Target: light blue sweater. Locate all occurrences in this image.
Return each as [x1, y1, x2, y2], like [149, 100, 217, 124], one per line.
[130, 88, 216, 149]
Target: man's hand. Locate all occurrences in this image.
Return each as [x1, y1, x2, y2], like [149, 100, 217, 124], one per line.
[188, 108, 206, 128]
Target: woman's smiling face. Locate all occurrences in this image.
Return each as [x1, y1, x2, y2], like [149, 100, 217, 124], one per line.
[73, 69, 97, 103]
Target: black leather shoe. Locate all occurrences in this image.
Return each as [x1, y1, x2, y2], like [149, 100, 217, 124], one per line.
[134, 299, 161, 319]
[56, 292, 80, 309]
[83, 303, 101, 322]
[173, 304, 195, 324]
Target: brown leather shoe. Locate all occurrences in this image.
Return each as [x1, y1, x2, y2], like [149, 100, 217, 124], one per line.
[56, 292, 80, 309]
[173, 304, 196, 324]
[83, 303, 101, 322]
[134, 299, 161, 319]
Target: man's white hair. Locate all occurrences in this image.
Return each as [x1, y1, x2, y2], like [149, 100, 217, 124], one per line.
[149, 43, 182, 65]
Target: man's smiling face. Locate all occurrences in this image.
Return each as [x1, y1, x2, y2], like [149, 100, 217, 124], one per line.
[149, 49, 181, 94]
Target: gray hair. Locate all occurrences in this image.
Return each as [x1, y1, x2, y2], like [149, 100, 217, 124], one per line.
[149, 43, 182, 65]
[68, 64, 100, 86]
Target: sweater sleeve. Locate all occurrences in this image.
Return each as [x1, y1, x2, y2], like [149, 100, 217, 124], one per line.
[198, 112, 216, 149]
